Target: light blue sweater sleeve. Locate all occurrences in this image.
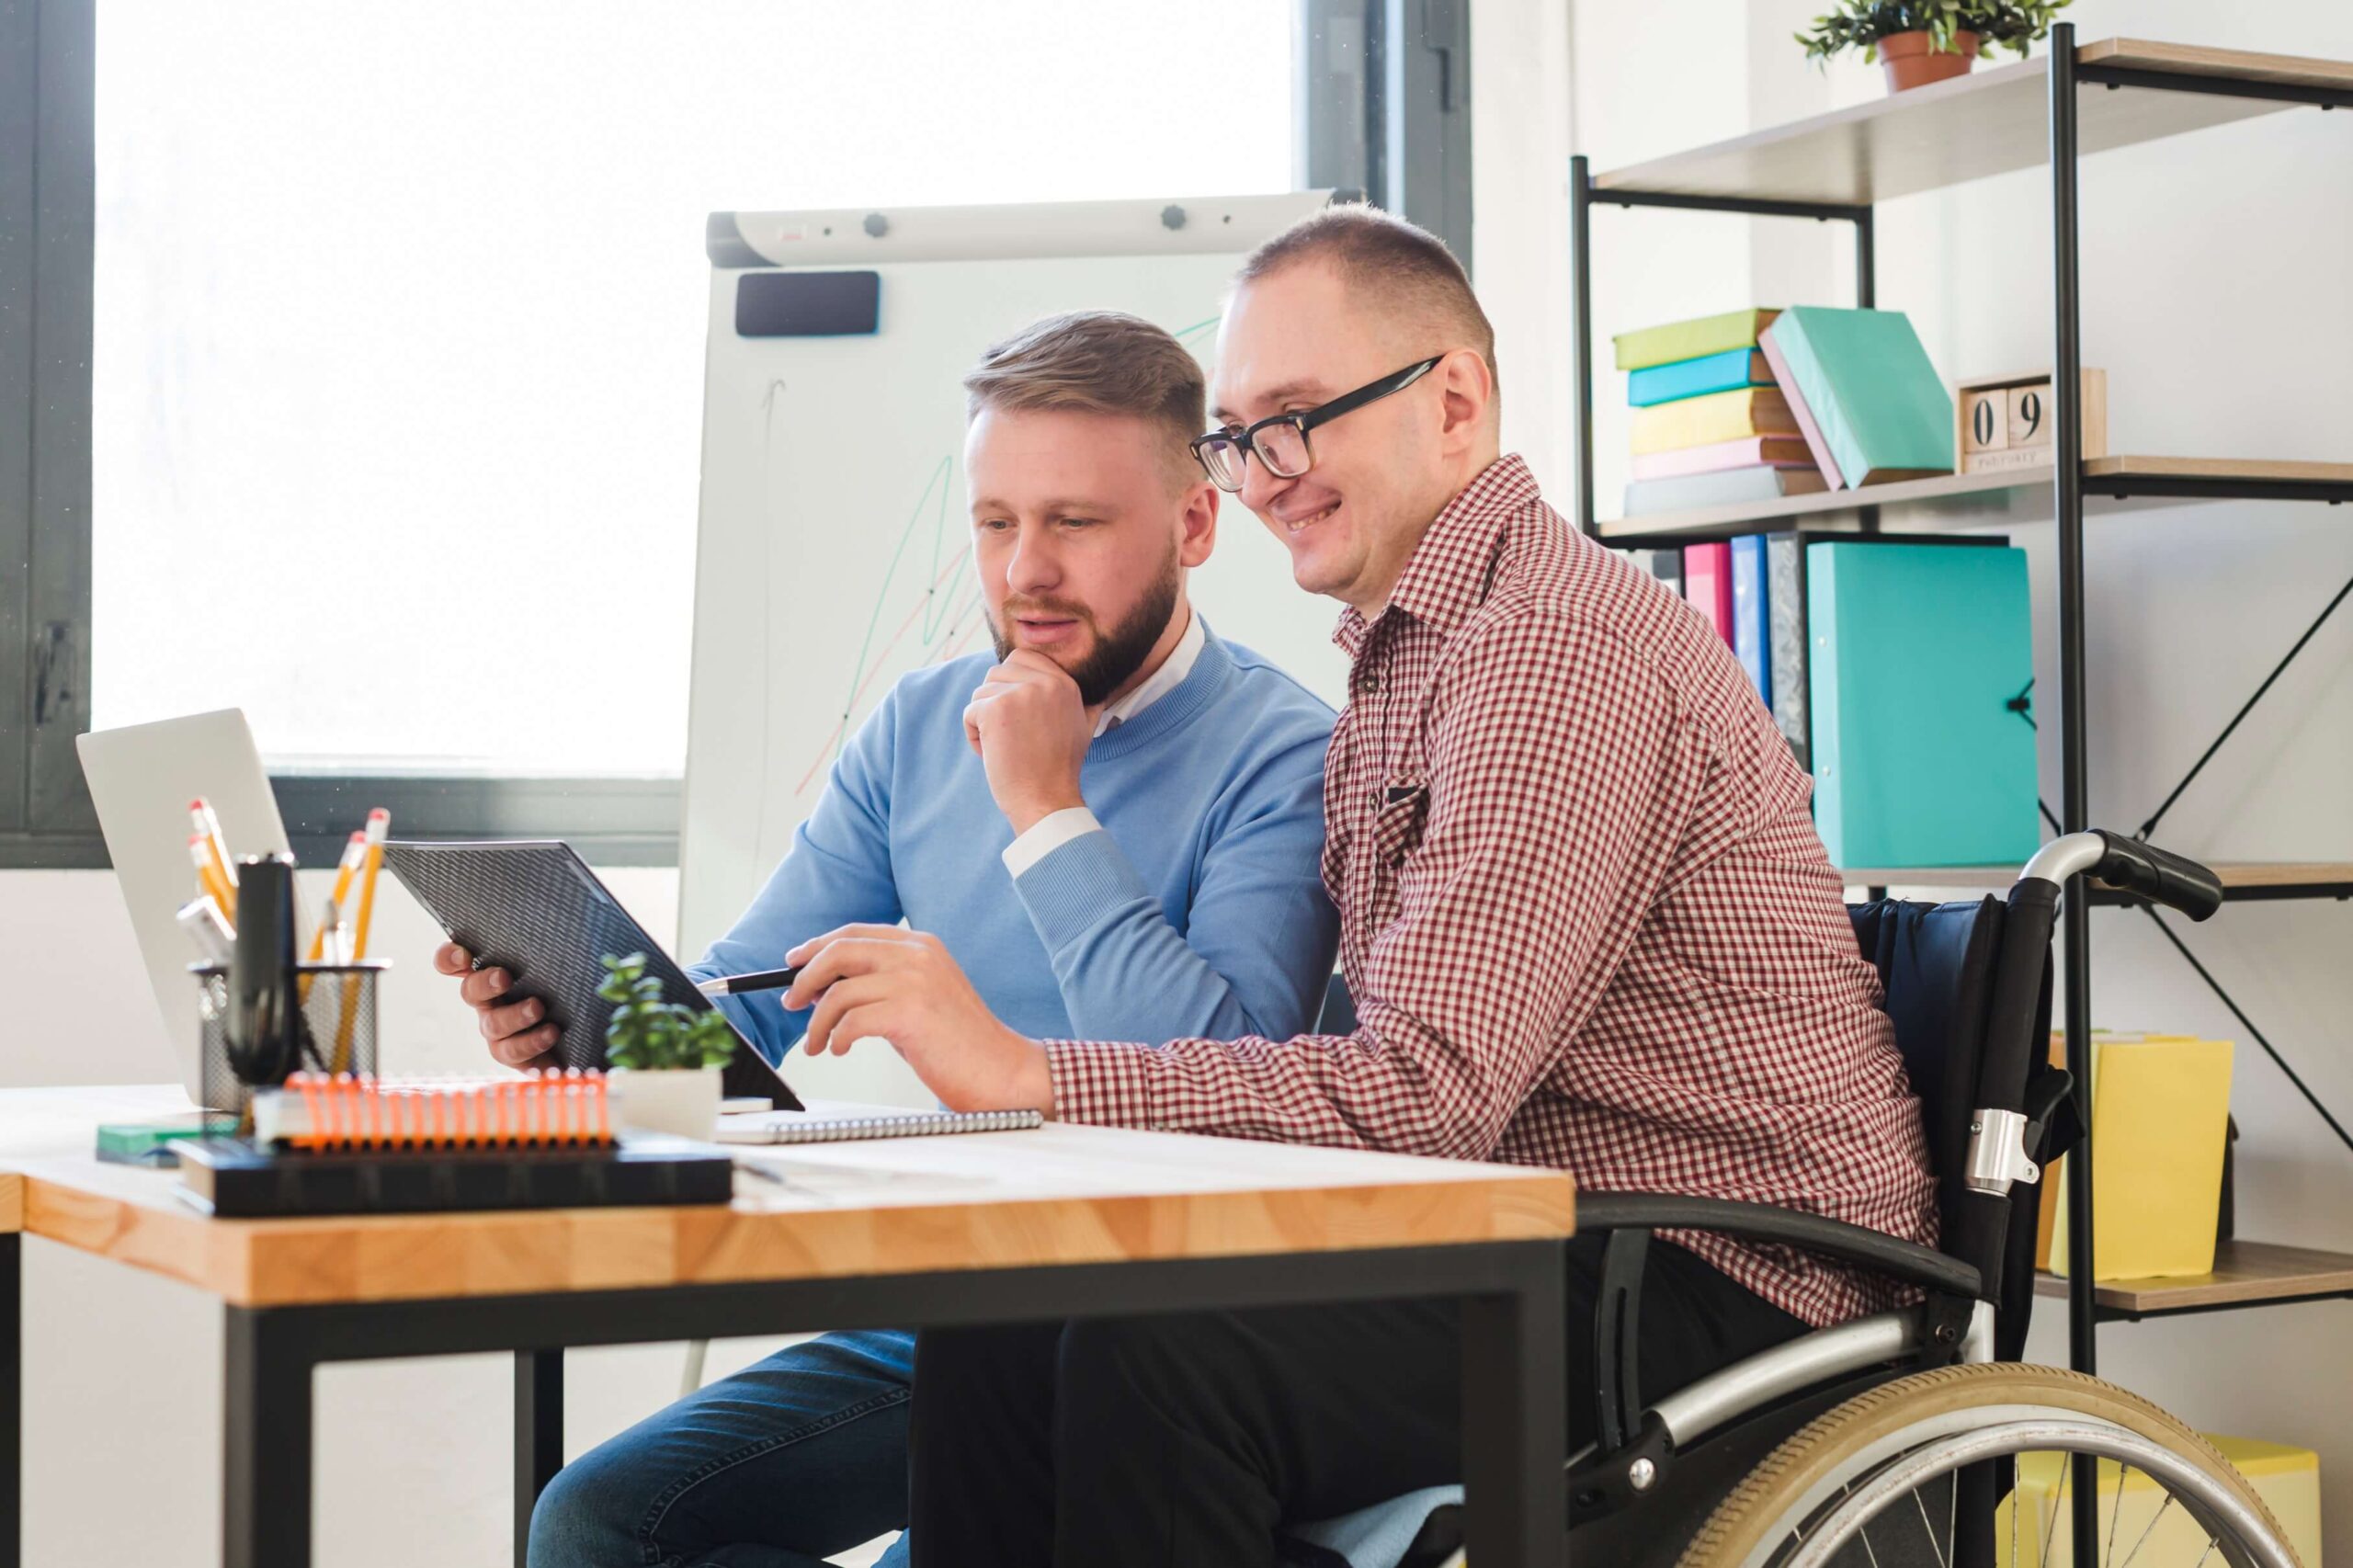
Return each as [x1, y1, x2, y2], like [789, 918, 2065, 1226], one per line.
[688, 694, 904, 1065]
[1010, 725, 1337, 1044]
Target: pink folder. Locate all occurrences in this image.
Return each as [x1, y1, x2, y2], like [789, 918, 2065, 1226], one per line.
[1682, 542, 1734, 646]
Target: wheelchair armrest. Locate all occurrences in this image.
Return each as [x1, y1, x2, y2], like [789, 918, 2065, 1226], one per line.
[1578, 1192, 1982, 1301]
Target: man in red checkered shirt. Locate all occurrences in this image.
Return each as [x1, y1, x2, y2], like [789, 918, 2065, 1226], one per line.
[784, 206, 1938, 1567]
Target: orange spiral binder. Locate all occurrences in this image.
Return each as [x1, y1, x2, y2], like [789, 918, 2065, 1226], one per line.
[267, 1071, 613, 1150]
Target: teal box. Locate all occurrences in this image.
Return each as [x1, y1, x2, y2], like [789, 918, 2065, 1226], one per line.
[1806, 541, 2040, 869]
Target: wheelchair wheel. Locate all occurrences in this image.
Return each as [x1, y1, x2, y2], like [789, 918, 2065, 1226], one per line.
[1674, 1363, 2302, 1568]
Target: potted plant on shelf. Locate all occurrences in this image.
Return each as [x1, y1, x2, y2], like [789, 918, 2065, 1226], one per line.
[1797, 1, 2070, 95]
[599, 951, 737, 1140]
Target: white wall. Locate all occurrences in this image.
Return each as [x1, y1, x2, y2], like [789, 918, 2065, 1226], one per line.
[1548, 0, 2353, 1556]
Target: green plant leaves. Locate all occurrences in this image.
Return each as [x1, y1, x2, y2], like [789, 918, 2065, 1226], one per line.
[599, 951, 735, 1071]
[1795, 0, 2068, 65]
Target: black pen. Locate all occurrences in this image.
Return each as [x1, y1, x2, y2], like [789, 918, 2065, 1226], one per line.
[697, 965, 802, 997]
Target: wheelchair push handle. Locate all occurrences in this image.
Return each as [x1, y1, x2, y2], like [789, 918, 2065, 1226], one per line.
[2095, 831, 2224, 919]
[2019, 831, 2223, 921]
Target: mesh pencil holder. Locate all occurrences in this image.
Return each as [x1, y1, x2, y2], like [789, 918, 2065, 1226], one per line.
[192, 960, 388, 1129]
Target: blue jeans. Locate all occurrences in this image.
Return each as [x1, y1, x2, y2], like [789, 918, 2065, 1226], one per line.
[529, 1328, 915, 1568]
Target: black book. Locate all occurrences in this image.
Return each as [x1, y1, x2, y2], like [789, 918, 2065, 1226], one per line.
[173, 1136, 733, 1218]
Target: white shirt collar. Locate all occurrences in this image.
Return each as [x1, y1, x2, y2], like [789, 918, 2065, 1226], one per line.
[1093, 608, 1204, 737]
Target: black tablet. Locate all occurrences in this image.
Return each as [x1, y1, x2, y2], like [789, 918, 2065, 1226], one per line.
[383, 839, 802, 1110]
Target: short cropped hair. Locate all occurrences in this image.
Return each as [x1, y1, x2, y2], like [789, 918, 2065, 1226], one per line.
[962, 310, 1207, 479]
[1237, 203, 1497, 394]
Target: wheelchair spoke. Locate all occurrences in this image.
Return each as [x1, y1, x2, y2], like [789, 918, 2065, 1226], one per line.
[2117, 1493, 2176, 1567]
[2107, 1462, 2132, 1567]
[2010, 1456, 2019, 1568]
[1912, 1483, 1949, 1568]
[2036, 1449, 2072, 1568]
[1793, 1481, 1884, 1568]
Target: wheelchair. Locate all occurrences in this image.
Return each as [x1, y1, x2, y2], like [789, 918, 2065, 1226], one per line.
[1401, 830, 2303, 1568]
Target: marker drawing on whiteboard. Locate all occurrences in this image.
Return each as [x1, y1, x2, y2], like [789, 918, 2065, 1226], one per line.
[790, 453, 974, 799]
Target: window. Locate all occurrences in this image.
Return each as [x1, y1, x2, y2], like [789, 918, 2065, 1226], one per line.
[89, 2, 1297, 778]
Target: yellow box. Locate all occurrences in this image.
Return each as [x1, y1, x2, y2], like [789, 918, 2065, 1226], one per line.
[2048, 1035, 2234, 1280]
[1996, 1433, 2321, 1566]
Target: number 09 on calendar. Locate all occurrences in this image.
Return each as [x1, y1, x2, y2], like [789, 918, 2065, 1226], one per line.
[1955, 369, 2107, 474]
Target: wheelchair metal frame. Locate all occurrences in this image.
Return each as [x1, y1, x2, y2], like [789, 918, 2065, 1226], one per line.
[1553, 831, 2222, 1543]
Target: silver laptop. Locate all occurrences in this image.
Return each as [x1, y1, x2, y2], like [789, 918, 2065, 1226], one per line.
[77, 710, 290, 1106]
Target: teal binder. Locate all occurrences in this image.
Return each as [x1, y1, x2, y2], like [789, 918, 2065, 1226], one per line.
[1807, 541, 2040, 868]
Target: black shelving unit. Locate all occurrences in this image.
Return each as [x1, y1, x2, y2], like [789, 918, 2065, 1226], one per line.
[1567, 27, 2353, 1563]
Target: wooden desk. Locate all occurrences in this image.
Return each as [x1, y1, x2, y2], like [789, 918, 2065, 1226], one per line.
[1, 1085, 1576, 1568]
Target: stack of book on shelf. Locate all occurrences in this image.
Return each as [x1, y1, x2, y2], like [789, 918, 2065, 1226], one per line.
[1624, 536, 2041, 869]
[1614, 308, 1821, 517]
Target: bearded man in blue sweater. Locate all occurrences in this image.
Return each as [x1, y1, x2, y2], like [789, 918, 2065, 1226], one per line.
[435, 310, 1338, 1568]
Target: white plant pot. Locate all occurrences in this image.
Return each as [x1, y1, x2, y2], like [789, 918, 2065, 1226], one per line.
[608, 1066, 722, 1141]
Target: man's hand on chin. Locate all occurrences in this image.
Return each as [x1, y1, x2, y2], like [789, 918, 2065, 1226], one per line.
[784, 924, 1056, 1115]
[962, 649, 1096, 835]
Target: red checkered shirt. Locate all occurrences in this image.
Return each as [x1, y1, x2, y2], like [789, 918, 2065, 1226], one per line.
[1045, 455, 1938, 1327]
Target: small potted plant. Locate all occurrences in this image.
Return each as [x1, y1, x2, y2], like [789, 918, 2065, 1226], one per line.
[599, 951, 737, 1140]
[1797, 1, 2070, 94]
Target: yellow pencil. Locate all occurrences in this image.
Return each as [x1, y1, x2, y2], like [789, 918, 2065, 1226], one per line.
[351, 808, 389, 961]
[188, 835, 236, 922]
[305, 831, 367, 964]
[331, 809, 390, 1073]
[189, 798, 237, 922]
[295, 830, 368, 1007]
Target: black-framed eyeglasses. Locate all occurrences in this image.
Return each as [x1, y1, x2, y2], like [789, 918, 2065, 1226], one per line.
[1189, 356, 1443, 494]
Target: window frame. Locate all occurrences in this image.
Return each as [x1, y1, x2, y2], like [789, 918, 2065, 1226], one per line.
[6, 0, 1461, 872]
[0, 0, 681, 871]
[1295, 0, 1473, 267]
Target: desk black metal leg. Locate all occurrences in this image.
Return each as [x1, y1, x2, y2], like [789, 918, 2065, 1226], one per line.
[225, 1308, 314, 1568]
[1460, 1242, 1568, 1567]
[514, 1348, 564, 1566]
[3, 1233, 20, 1568]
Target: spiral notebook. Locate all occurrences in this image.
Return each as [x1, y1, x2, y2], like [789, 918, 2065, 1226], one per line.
[717, 1108, 1042, 1146]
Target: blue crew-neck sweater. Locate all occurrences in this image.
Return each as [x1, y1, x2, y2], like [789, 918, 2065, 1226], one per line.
[690, 625, 1340, 1062]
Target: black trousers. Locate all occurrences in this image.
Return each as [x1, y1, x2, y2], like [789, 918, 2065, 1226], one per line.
[905, 1233, 1809, 1568]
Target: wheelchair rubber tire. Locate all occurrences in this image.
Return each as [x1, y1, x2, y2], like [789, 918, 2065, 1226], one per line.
[1673, 1361, 2302, 1568]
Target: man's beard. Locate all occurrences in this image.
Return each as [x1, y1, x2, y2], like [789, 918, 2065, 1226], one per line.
[990, 552, 1183, 707]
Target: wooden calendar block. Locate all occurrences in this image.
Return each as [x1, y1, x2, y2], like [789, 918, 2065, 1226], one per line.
[2007, 384, 2052, 449]
[1961, 386, 2009, 454]
[1955, 369, 2106, 474]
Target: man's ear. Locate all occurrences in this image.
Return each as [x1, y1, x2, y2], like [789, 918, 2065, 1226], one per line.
[1176, 478, 1220, 569]
[1434, 347, 1495, 450]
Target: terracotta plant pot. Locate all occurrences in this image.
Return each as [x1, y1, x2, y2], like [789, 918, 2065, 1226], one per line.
[1880, 29, 1979, 93]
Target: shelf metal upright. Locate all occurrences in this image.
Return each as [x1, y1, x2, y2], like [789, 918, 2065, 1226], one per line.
[2044, 26, 2103, 1555]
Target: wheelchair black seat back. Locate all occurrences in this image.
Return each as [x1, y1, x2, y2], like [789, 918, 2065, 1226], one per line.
[1848, 882, 2067, 1365]
[1395, 832, 2304, 1568]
